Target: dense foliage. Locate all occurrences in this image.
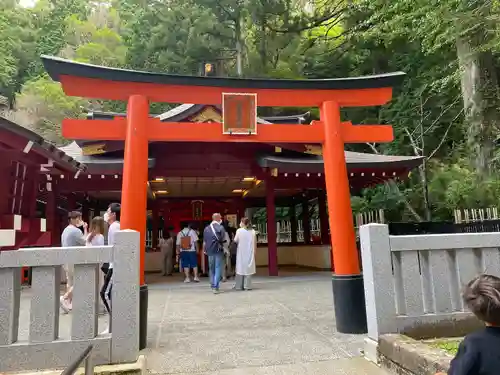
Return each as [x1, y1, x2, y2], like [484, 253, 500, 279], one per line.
[1, 0, 500, 221]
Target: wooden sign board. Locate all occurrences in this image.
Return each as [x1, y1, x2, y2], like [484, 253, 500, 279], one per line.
[191, 200, 204, 219]
[225, 214, 238, 228]
[222, 93, 257, 135]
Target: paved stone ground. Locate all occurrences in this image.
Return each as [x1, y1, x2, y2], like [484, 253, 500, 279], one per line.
[142, 272, 387, 375]
[16, 271, 387, 374]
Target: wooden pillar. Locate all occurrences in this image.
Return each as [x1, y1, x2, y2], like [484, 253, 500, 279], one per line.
[318, 190, 330, 246]
[120, 95, 149, 286]
[83, 203, 90, 223]
[151, 206, 159, 250]
[289, 201, 298, 244]
[22, 166, 39, 218]
[94, 200, 102, 217]
[236, 199, 246, 223]
[265, 177, 278, 276]
[321, 101, 366, 334]
[302, 196, 311, 245]
[0, 158, 13, 218]
[66, 194, 76, 212]
[46, 183, 60, 246]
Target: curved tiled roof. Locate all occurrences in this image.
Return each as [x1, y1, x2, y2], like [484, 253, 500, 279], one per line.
[42, 55, 405, 90]
[258, 152, 423, 172]
[59, 141, 155, 170]
[0, 116, 84, 171]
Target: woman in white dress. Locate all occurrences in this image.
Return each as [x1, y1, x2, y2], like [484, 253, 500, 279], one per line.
[233, 217, 257, 290]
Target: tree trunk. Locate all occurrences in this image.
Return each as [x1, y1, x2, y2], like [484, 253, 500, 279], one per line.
[259, 14, 267, 72]
[456, 32, 499, 176]
[235, 13, 243, 76]
[420, 159, 431, 221]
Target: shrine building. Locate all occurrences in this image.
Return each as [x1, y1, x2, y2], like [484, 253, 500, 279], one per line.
[0, 106, 423, 275]
[57, 104, 423, 274]
[0, 55, 422, 338]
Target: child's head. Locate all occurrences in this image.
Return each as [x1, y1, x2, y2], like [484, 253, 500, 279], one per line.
[463, 274, 500, 326]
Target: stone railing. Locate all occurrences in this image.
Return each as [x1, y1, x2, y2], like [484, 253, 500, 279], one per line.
[360, 224, 500, 362]
[0, 230, 140, 372]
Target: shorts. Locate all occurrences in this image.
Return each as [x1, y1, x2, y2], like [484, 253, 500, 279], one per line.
[180, 251, 198, 269]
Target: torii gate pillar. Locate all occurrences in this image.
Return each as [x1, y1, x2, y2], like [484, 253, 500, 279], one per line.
[121, 94, 149, 350]
[321, 101, 367, 334]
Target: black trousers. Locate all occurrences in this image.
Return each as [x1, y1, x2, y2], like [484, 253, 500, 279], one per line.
[100, 268, 113, 315]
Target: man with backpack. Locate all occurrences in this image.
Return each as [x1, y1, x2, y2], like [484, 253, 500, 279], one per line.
[176, 223, 200, 283]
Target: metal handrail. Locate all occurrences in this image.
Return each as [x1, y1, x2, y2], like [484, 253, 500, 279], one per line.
[61, 344, 94, 375]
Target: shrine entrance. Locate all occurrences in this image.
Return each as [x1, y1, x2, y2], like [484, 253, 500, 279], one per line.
[42, 55, 405, 345]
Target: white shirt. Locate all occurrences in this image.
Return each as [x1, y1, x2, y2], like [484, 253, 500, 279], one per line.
[86, 233, 104, 247]
[176, 228, 198, 252]
[107, 221, 120, 269]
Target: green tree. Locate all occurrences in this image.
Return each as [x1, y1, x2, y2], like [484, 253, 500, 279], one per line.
[123, 0, 231, 75]
[0, 0, 37, 107]
[353, 0, 500, 176]
[15, 74, 85, 145]
[30, 0, 88, 75]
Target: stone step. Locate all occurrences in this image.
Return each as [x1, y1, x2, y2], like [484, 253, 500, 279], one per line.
[3, 355, 145, 375]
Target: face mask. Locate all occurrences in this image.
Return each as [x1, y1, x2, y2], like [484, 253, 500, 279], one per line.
[103, 212, 109, 223]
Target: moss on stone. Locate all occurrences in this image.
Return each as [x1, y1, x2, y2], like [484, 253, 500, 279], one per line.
[429, 339, 461, 355]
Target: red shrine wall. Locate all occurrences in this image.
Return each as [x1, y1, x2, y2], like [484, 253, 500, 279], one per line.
[0, 160, 50, 252]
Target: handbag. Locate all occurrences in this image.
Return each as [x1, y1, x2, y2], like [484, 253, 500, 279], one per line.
[101, 262, 110, 274]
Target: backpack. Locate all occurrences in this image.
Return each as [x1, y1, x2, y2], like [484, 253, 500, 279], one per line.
[179, 229, 192, 250]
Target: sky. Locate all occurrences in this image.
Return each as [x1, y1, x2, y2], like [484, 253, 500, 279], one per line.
[20, 0, 36, 7]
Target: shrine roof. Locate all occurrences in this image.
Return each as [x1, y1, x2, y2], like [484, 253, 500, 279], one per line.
[258, 152, 423, 173]
[59, 141, 155, 169]
[0, 116, 84, 171]
[59, 141, 423, 173]
[87, 106, 309, 124]
[86, 106, 272, 124]
[42, 55, 405, 91]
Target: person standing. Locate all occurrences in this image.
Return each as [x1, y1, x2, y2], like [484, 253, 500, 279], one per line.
[60, 211, 88, 313]
[101, 202, 120, 334]
[203, 213, 227, 294]
[221, 229, 231, 282]
[86, 216, 106, 314]
[176, 223, 200, 283]
[160, 229, 175, 276]
[233, 217, 257, 291]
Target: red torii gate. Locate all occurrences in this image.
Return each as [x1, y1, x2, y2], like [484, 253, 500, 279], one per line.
[42, 55, 404, 341]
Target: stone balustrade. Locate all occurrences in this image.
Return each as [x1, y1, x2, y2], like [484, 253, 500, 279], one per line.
[0, 230, 140, 372]
[360, 224, 500, 362]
